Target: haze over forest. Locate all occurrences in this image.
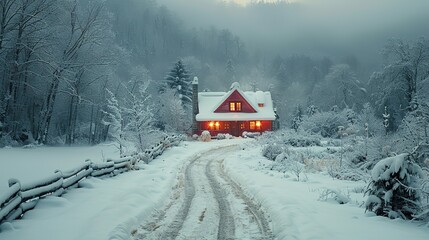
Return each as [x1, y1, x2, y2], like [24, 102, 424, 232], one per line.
[0, 0, 428, 146]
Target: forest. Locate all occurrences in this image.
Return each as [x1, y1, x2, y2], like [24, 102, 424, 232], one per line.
[0, 0, 428, 155]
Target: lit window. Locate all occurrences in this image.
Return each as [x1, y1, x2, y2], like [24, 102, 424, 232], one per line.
[240, 123, 245, 130]
[229, 102, 242, 112]
[236, 102, 242, 111]
[224, 122, 230, 130]
[208, 121, 214, 129]
[249, 121, 261, 130]
[229, 102, 235, 111]
[215, 122, 220, 130]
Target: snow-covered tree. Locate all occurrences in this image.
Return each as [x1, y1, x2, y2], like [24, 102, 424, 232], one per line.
[300, 109, 349, 138]
[383, 106, 391, 135]
[365, 154, 424, 219]
[102, 89, 125, 155]
[312, 64, 362, 110]
[123, 81, 154, 151]
[291, 105, 303, 132]
[225, 58, 235, 82]
[359, 103, 384, 137]
[163, 60, 192, 107]
[306, 105, 318, 116]
[157, 88, 188, 133]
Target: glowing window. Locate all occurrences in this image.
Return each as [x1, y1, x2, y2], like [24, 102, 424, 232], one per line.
[229, 102, 235, 111]
[229, 102, 242, 112]
[236, 102, 242, 111]
[224, 122, 230, 130]
[249, 121, 261, 130]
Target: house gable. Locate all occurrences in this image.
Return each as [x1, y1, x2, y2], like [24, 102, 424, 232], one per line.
[214, 89, 257, 113]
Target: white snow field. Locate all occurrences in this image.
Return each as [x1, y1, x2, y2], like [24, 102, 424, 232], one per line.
[0, 143, 121, 193]
[0, 139, 245, 240]
[1, 139, 429, 240]
[223, 141, 429, 240]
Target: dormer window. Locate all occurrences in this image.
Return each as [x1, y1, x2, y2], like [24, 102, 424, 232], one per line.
[229, 102, 242, 112]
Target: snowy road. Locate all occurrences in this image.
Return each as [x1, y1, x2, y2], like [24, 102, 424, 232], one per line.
[132, 145, 273, 240]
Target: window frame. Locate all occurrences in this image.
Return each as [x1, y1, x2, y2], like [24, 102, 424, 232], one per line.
[229, 101, 242, 112]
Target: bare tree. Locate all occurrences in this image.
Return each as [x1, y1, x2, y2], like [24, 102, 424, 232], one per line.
[37, 0, 107, 144]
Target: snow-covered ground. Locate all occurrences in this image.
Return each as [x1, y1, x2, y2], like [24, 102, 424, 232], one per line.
[0, 143, 121, 193]
[0, 139, 245, 240]
[1, 139, 429, 240]
[224, 141, 429, 240]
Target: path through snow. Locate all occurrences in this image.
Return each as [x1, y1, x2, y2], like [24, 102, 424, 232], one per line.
[132, 145, 272, 240]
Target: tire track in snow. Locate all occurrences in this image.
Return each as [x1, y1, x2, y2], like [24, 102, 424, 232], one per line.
[206, 159, 235, 239]
[132, 145, 273, 240]
[215, 158, 273, 239]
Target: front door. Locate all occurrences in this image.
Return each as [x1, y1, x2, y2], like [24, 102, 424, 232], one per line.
[231, 121, 240, 137]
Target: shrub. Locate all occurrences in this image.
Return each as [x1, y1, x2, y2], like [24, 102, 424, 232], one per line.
[365, 153, 424, 219]
[262, 144, 283, 161]
[200, 131, 211, 142]
[300, 110, 351, 138]
[242, 131, 261, 138]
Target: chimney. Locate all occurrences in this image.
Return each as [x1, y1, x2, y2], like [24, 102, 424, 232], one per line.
[192, 77, 199, 135]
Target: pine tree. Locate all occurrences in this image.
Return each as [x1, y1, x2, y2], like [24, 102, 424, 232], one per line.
[225, 59, 235, 82]
[365, 154, 424, 219]
[164, 60, 192, 107]
[291, 105, 303, 132]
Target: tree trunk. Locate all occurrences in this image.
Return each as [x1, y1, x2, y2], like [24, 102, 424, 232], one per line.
[37, 69, 61, 144]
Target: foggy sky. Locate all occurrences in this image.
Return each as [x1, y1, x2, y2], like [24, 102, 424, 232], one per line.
[157, 0, 429, 67]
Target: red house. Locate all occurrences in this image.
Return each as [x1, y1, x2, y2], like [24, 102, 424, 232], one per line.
[192, 77, 278, 137]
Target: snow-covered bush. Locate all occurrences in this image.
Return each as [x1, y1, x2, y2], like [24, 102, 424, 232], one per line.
[271, 150, 306, 181]
[200, 130, 211, 142]
[0, 134, 20, 148]
[318, 188, 350, 204]
[216, 133, 226, 140]
[300, 110, 352, 138]
[260, 129, 321, 147]
[365, 154, 424, 219]
[216, 133, 233, 140]
[262, 144, 283, 161]
[284, 135, 321, 147]
[242, 131, 261, 138]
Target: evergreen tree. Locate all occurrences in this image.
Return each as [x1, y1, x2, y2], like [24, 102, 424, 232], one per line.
[365, 154, 424, 219]
[225, 59, 235, 82]
[291, 105, 303, 132]
[164, 60, 192, 107]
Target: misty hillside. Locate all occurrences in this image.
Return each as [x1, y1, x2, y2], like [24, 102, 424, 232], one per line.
[1, 0, 429, 239]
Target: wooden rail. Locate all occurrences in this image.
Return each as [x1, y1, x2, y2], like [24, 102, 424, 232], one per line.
[0, 135, 182, 225]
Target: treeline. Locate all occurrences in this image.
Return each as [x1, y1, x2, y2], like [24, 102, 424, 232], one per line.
[0, 0, 248, 147]
[268, 38, 429, 134]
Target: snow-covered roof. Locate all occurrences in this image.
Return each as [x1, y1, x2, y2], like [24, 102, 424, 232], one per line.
[196, 84, 276, 121]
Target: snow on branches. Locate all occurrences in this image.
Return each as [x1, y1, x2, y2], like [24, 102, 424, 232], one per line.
[365, 153, 424, 219]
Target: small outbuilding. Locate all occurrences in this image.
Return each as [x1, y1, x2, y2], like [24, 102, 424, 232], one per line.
[192, 77, 278, 137]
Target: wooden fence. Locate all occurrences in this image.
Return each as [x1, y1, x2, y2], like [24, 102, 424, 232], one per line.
[0, 135, 182, 225]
